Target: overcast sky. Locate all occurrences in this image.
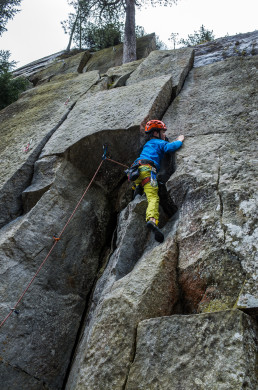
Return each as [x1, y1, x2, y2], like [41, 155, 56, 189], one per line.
[0, 0, 257, 68]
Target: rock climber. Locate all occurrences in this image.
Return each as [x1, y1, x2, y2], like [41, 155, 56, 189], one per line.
[128, 119, 184, 243]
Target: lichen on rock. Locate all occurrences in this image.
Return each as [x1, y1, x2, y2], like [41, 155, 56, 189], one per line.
[0, 31, 257, 390]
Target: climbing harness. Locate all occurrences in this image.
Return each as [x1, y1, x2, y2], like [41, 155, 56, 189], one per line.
[125, 159, 157, 183]
[125, 161, 140, 181]
[140, 176, 151, 187]
[0, 146, 128, 330]
[126, 159, 158, 190]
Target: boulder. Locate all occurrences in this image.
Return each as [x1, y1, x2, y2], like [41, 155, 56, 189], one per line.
[126, 310, 258, 389]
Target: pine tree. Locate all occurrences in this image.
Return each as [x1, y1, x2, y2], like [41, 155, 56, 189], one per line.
[63, 0, 178, 63]
[0, 0, 22, 36]
[178, 25, 215, 47]
[0, 50, 29, 110]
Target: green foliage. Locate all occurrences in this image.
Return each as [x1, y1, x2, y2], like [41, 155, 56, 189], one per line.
[76, 20, 123, 50]
[0, 0, 22, 36]
[62, 0, 178, 52]
[156, 36, 168, 50]
[135, 25, 146, 38]
[62, 4, 148, 52]
[0, 50, 29, 110]
[178, 25, 215, 47]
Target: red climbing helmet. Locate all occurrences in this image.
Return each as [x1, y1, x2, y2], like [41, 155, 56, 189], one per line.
[145, 120, 167, 134]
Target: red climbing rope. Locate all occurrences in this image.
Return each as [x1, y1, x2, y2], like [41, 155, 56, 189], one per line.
[105, 157, 129, 169]
[1, 154, 130, 329]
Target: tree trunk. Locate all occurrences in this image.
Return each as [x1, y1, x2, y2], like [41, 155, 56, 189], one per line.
[66, 0, 82, 52]
[66, 13, 79, 52]
[123, 0, 136, 63]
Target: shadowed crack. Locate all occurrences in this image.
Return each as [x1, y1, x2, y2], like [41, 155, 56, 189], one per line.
[216, 148, 226, 243]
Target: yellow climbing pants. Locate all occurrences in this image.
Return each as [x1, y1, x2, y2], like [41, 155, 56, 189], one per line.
[134, 165, 159, 224]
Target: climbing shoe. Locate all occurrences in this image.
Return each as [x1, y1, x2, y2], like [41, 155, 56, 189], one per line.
[146, 221, 164, 243]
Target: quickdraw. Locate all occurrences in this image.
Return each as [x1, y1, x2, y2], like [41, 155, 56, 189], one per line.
[102, 144, 108, 160]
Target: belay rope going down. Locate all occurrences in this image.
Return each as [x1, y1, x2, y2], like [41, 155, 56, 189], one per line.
[0, 147, 129, 329]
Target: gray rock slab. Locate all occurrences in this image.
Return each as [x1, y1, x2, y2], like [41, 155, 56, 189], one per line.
[166, 134, 257, 315]
[12, 51, 67, 79]
[163, 55, 258, 137]
[126, 48, 194, 97]
[194, 30, 258, 68]
[65, 196, 149, 389]
[0, 71, 100, 228]
[0, 160, 110, 389]
[29, 51, 92, 85]
[126, 310, 258, 390]
[0, 362, 47, 390]
[163, 56, 258, 316]
[94, 196, 149, 300]
[66, 221, 179, 390]
[40, 75, 173, 190]
[41, 74, 173, 155]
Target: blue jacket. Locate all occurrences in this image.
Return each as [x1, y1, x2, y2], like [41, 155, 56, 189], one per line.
[136, 138, 183, 171]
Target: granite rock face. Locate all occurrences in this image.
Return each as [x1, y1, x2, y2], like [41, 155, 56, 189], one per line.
[0, 32, 257, 390]
[126, 47, 194, 97]
[66, 215, 179, 390]
[163, 55, 258, 317]
[0, 71, 100, 229]
[0, 160, 111, 389]
[194, 30, 258, 67]
[126, 310, 258, 390]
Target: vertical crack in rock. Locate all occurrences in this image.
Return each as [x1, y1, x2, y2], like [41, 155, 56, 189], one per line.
[216, 148, 226, 243]
[61, 208, 120, 390]
[173, 235, 185, 315]
[121, 327, 138, 390]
